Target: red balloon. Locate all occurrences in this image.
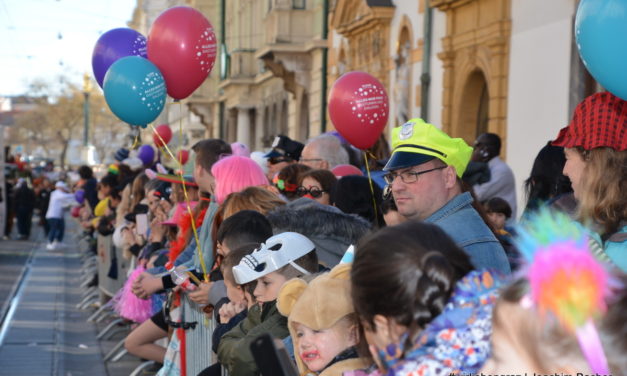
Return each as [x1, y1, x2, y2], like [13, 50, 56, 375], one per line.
[147, 6, 217, 99]
[177, 149, 189, 165]
[153, 124, 172, 147]
[328, 71, 389, 150]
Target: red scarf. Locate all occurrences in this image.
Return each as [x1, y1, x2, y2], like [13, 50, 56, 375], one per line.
[168, 207, 208, 264]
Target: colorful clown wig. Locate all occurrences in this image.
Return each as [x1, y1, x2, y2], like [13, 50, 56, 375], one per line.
[516, 209, 612, 374]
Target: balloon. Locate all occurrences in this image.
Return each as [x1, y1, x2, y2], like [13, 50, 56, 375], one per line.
[576, 0, 627, 100]
[153, 124, 172, 147]
[74, 189, 85, 204]
[328, 71, 389, 150]
[103, 56, 167, 127]
[147, 6, 217, 99]
[71, 206, 81, 218]
[177, 149, 189, 165]
[137, 145, 155, 165]
[92, 28, 147, 88]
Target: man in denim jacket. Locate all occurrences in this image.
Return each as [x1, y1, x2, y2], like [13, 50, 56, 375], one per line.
[383, 118, 510, 274]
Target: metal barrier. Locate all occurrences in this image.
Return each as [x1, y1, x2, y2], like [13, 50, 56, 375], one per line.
[96, 234, 129, 299]
[182, 294, 216, 375]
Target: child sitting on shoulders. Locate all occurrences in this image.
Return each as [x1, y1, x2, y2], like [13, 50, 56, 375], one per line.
[278, 263, 368, 376]
[217, 231, 319, 376]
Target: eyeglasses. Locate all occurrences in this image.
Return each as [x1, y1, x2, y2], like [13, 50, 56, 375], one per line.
[383, 166, 446, 185]
[296, 186, 327, 198]
[300, 158, 324, 163]
[268, 157, 289, 165]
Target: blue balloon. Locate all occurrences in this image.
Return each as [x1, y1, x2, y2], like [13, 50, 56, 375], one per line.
[103, 56, 167, 127]
[92, 28, 147, 88]
[576, 0, 627, 100]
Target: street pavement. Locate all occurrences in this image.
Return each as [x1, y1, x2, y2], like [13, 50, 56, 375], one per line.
[0, 219, 142, 375]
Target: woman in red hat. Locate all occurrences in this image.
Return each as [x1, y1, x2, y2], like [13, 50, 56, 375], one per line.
[552, 91, 626, 272]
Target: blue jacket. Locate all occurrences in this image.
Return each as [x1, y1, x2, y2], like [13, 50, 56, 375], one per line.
[425, 192, 511, 274]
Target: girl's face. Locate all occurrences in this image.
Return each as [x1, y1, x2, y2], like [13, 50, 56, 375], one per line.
[294, 321, 357, 372]
[253, 271, 287, 304]
[563, 148, 586, 200]
[301, 176, 330, 205]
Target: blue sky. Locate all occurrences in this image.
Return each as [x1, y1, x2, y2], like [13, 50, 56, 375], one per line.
[0, 0, 136, 96]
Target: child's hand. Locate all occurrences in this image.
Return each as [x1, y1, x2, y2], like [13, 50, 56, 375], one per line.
[219, 301, 246, 324]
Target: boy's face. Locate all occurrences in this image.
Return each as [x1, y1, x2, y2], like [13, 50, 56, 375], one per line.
[487, 211, 506, 230]
[224, 276, 246, 305]
[253, 271, 288, 304]
[294, 321, 356, 372]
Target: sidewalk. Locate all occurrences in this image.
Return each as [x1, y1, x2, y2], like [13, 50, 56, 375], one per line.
[0, 219, 142, 375]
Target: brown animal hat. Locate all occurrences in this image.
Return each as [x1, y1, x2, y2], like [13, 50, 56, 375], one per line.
[277, 263, 355, 373]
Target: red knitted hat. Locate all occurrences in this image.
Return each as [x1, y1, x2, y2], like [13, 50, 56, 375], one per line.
[552, 92, 627, 151]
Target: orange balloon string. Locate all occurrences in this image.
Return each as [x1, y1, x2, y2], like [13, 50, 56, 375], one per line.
[150, 122, 208, 280]
[363, 152, 379, 224]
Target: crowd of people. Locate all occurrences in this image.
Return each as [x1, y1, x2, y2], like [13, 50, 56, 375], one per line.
[4, 91, 626, 375]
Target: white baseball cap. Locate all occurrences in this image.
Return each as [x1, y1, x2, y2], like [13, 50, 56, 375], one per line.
[55, 181, 68, 190]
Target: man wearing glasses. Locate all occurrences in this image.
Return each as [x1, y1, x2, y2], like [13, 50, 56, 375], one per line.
[384, 118, 510, 274]
[264, 135, 305, 181]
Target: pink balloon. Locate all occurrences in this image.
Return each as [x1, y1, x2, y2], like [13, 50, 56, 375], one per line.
[328, 71, 389, 150]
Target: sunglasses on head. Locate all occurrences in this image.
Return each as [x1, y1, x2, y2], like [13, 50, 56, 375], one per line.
[296, 186, 326, 198]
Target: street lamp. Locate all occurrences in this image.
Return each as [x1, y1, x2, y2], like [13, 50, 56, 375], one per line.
[82, 73, 92, 147]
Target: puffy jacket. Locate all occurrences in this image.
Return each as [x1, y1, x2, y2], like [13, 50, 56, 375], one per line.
[217, 300, 289, 376]
[267, 198, 371, 267]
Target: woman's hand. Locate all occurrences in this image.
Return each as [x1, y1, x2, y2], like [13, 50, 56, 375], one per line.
[188, 281, 212, 305]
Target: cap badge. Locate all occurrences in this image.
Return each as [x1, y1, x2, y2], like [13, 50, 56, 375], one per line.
[399, 121, 414, 140]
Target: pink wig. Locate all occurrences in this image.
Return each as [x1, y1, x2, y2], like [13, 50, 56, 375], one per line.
[211, 155, 268, 203]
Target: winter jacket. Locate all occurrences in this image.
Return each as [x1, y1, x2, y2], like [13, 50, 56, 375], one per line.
[267, 198, 371, 267]
[217, 300, 289, 376]
[345, 270, 505, 376]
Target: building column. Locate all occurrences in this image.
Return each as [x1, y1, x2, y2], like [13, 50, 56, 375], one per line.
[236, 107, 251, 147]
[255, 107, 265, 151]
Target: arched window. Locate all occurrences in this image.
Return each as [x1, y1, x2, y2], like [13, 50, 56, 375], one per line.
[459, 70, 489, 140]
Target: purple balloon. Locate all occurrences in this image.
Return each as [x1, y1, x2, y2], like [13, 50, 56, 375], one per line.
[74, 189, 85, 204]
[92, 28, 147, 88]
[137, 145, 155, 166]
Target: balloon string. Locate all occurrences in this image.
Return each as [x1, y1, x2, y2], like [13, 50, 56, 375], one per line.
[175, 101, 208, 282]
[363, 152, 379, 225]
[131, 130, 140, 149]
[149, 123, 208, 281]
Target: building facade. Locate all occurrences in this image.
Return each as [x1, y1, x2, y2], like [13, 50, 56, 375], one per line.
[134, 0, 594, 215]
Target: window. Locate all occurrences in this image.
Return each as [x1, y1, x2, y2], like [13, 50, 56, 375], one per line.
[293, 0, 306, 9]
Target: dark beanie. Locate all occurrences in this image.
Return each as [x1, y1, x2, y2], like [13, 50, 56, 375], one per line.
[114, 148, 130, 162]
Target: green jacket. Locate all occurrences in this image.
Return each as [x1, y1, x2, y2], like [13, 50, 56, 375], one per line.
[217, 300, 289, 376]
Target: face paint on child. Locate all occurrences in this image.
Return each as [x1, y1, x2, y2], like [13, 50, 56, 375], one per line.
[294, 321, 357, 372]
